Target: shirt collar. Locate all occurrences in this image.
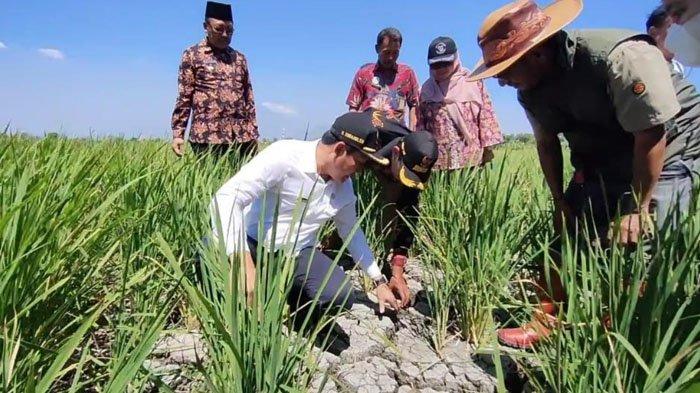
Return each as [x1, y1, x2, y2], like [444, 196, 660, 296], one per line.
[200, 38, 233, 55]
[299, 140, 321, 175]
[374, 61, 399, 72]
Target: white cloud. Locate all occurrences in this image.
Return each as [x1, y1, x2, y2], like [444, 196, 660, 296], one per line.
[0, 42, 6, 49]
[38, 48, 65, 60]
[262, 102, 297, 116]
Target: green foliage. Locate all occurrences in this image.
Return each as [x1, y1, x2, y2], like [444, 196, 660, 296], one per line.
[413, 149, 550, 349]
[0, 137, 232, 390]
[526, 212, 700, 393]
[0, 135, 696, 392]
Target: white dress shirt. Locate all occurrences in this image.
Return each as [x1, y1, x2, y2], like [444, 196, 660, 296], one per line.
[210, 139, 382, 280]
[672, 59, 686, 77]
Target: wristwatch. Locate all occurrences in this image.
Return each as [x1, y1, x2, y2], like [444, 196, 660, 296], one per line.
[373, 275, 389, 288]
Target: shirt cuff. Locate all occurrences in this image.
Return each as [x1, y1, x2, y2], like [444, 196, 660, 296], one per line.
[365, 262, 383, 281]
[172, 128, 186, 140]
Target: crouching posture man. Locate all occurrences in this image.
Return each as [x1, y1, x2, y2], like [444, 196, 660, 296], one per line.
[210, 112, 400, 333]
[323, 110, 439, 309]
[468, 0, 700, 348]
[370, 113, 439, 307]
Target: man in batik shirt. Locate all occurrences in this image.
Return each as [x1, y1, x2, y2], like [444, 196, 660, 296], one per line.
[347, 28, 420, 130]
[171, 1, 258, 158]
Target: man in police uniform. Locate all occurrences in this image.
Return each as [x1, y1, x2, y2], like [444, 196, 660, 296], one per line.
[371, 112, 438, 308]
[324, 111, 438, 310]
[468, 0, 700, 348]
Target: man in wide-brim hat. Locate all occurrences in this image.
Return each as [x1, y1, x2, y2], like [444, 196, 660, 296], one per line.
[469, 0, 700, 348]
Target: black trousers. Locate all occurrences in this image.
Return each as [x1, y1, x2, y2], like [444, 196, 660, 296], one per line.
[247, 237, 355, 328]
[189, 140, 258, 158]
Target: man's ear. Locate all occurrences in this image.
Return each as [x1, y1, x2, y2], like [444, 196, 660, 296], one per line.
[334, 142, 348, 156]
[203, 21, 208, 31]
[375, 44, 380, 54]
[648, 27, 659, 40]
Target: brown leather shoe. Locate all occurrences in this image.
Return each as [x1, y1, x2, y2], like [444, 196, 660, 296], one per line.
[498, 326, 546, 349]
[538, 299, 557, 316]
[498, 310, 557, 349]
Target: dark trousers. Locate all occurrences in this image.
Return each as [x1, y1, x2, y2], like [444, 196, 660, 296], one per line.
[247, 237, 355, 326]
[374, 170, 420, 258]
[564, 160, 695, 238]
[189, 140, 258, 158]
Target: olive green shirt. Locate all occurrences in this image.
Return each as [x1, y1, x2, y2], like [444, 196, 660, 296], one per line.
[519, 29, 700, 183]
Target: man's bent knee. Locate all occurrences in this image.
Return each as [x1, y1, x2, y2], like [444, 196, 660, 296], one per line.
[318, 280, 355, 311]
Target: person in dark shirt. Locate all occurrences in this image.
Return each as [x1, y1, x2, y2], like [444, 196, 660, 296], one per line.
[468, 0, 699, 348]
[324, 110, 438, 310]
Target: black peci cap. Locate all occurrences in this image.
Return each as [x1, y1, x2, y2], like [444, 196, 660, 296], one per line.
[205, 1, 233, 21]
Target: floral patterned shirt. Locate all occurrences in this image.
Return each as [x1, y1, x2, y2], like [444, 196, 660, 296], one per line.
[418, 81, 503, 170]
[171, 39, 259, 144]
[346, 63, 420, 124]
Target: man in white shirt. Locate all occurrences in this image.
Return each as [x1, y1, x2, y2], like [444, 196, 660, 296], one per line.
[210, 112, 400, 325]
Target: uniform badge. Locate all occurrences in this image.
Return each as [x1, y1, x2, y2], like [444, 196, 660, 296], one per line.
[633, 82, 646, 95]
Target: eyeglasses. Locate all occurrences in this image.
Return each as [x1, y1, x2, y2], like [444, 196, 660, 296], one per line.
[208, 23, 234, 36]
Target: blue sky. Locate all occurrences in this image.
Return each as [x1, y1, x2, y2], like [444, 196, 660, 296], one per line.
[1, 0, 698, 140]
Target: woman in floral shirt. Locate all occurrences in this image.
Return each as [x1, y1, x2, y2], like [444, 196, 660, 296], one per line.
[418, 37, 503, 170]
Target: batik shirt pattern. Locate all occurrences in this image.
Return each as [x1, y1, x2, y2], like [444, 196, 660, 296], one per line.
[346, 63, 420, 124]
[172, 39, 259, 144]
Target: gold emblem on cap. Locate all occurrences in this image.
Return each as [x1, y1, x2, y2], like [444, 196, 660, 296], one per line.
[371, 111, 385, 128]
[412, 165, 429, 173]
[412, 156, 432, 173]
[398, 166, 425, 190]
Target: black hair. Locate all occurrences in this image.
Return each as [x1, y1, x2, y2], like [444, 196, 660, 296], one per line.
[646, 6, 669, 32]
[321, 130, 361, 155]
[376, 27, 402, 46]
[321, 130, 338, 145]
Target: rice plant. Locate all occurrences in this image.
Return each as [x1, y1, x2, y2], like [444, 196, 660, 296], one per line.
[524, 200, 700, 393]
[414, 151, 549, 349]
[0, 133, 696, 392]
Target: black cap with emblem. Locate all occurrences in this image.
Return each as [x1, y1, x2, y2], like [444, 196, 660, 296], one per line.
[205, 1, 233, 21]
[428, 36, 457, 65]
[375, 129, 438, 190]
[322, 112, 390, 166]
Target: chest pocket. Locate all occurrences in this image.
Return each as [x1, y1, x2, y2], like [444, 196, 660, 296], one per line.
[279, 177, 326, 220]
[193, 60, 220, 88]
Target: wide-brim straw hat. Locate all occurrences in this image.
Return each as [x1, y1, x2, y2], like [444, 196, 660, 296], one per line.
[467, 0, 583, 81]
